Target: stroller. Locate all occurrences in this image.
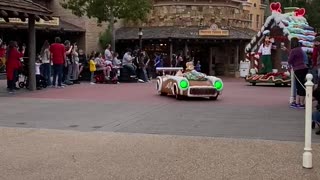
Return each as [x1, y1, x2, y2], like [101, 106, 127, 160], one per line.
[18, 61, 47, 89]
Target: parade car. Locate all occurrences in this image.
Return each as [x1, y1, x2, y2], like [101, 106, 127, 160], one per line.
[155, 66, 224, 100]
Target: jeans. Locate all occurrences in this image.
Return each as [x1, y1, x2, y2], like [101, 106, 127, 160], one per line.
[90, 72, 95, 83]
[138, 67, 148, 82]
[41, 63, 51, 86]
[123, 64, 136, 76]
[8, 69, 18, 91]
[66, 63, 73, 82]
[72, 63, 80, 80]
[52, 64, 63, 86]
[313, 111, 320, 123]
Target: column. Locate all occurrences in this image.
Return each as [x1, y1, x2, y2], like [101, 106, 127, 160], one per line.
[184, 41, 188, 58]
[28, 15, 36, 91]
[169, 40, 173, 66]
[235, 43, 240, 77]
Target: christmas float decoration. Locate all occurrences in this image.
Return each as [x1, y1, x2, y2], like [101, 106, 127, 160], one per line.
[244, 2, 316, 86]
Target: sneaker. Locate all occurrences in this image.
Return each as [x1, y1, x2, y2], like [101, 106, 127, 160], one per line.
[296, 104, 305, 109]
[105, 76, 110, 81]
[57, 85, 65, 89]
[290, 103, 297, 108]
[138, 79, 145, 83]
[90, 82, 95, 85]
[8, 91, 14, 94]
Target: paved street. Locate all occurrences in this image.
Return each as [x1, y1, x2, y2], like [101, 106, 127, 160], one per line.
[0, 78, 313, 142]
[1, 78, 320, 179]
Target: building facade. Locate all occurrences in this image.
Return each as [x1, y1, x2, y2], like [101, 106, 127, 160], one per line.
[242, 0, 267, 31]
[116, 0, 261, 76]
[0, 0, 109, 54]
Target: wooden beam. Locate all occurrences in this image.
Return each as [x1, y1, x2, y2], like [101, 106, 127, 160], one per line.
[20, 17, 26, 22]
[35, 15, 40, 22]
[12, 11, 19, 16]
[40, 15, 49, 21]
[0, 10, 8, 17]
[28, 15, 36, 91]
[22, 13, 28, 18]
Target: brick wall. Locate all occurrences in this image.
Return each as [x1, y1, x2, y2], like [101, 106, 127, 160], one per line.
[125, 1, 251, 29]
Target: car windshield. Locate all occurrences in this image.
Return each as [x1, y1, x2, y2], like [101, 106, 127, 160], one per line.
[183, 71, 207, 81]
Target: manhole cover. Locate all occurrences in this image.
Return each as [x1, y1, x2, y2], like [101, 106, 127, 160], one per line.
[69, 125, 79, 128]
[16, 122, 26, 125]
[92, 126, 103, 129]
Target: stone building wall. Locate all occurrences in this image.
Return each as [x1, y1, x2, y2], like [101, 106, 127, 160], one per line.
[125, 0, 251, 28]
[49, 0, 110, 53]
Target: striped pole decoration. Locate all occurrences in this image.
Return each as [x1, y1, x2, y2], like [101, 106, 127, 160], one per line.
[253, 53, 260, 73]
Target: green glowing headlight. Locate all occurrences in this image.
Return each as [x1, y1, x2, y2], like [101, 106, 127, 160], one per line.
[179, 80, 189, 90]
[213, 80, 223, 91]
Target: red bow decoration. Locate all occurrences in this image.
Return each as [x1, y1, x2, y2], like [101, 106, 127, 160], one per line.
[270, 2, 281, 12]
[294, 8, 306, 16]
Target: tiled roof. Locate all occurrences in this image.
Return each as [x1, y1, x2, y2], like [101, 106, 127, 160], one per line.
[0, 0, 52, 17]
[116, 26, 257, 40]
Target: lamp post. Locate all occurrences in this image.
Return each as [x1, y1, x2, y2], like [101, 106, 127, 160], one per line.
[138, 27, 143, 50]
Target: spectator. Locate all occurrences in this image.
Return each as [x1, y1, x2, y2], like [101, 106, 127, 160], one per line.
[40, 40, 51, 86]
[72, 44, 80, 84]
[50, 37, 65, 88]
[288, 37, 309, 109]
[312, 36, 320, 84]
[35, 57, 42, 90]
[195, 61, 201, 72]
[112, 52, 121, 67]
[105, 44, 112, 62]
[78, 49, 87, 78]
[122, 48, 136, 77]
[137, 50, 149, 82]
[94, 52, 111, 80]
[6, 41, 24, 93]
[89, 56, 96, 85]
[64, 40, 73, 85]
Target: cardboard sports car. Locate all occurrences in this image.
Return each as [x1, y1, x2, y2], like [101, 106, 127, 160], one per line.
[156, 62, 223, 100]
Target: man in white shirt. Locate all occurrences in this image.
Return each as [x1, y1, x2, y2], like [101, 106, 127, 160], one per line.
[105, 44, 112, 62]
[122, 49, 136, 77]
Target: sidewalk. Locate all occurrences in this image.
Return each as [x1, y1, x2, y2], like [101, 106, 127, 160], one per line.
[0, 127, 320, 180]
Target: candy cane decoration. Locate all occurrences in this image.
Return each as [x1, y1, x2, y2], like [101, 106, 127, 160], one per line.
[253, 53, 260, 73]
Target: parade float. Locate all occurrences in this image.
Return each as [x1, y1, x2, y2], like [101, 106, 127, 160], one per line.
[156, 62, 224, 100]
[244, 2, 316, 86]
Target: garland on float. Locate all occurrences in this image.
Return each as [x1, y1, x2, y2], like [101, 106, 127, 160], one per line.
[245, 72, 291, 83]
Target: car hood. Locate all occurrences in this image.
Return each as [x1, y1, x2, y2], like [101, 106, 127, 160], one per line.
[188, 80, 212, 86]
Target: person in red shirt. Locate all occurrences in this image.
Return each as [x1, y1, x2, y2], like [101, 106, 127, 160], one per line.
[50, 37, 65, 88]
[6, 41, 24, 93]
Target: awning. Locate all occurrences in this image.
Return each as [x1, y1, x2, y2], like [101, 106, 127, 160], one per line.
[116, 26, 257, 40]
[0, 19, 85, 32]
[0, 0, 53, 22]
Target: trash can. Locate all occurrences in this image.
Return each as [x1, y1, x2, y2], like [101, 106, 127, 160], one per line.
[239, 61, 250, 77]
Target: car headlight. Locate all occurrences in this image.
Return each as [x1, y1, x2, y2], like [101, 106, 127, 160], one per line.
[179, 79, 189, 90]
[213, 80, 223, 91]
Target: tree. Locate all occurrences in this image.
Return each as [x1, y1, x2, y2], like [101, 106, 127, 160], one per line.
[61, 0, 152, 51]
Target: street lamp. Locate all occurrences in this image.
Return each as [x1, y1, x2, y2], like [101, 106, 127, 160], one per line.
[138, 27, 143, 50]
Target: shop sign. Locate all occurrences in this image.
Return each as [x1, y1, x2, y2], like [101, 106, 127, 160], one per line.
[199, 23, 229, 36]
[0, 17, 59, 26]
